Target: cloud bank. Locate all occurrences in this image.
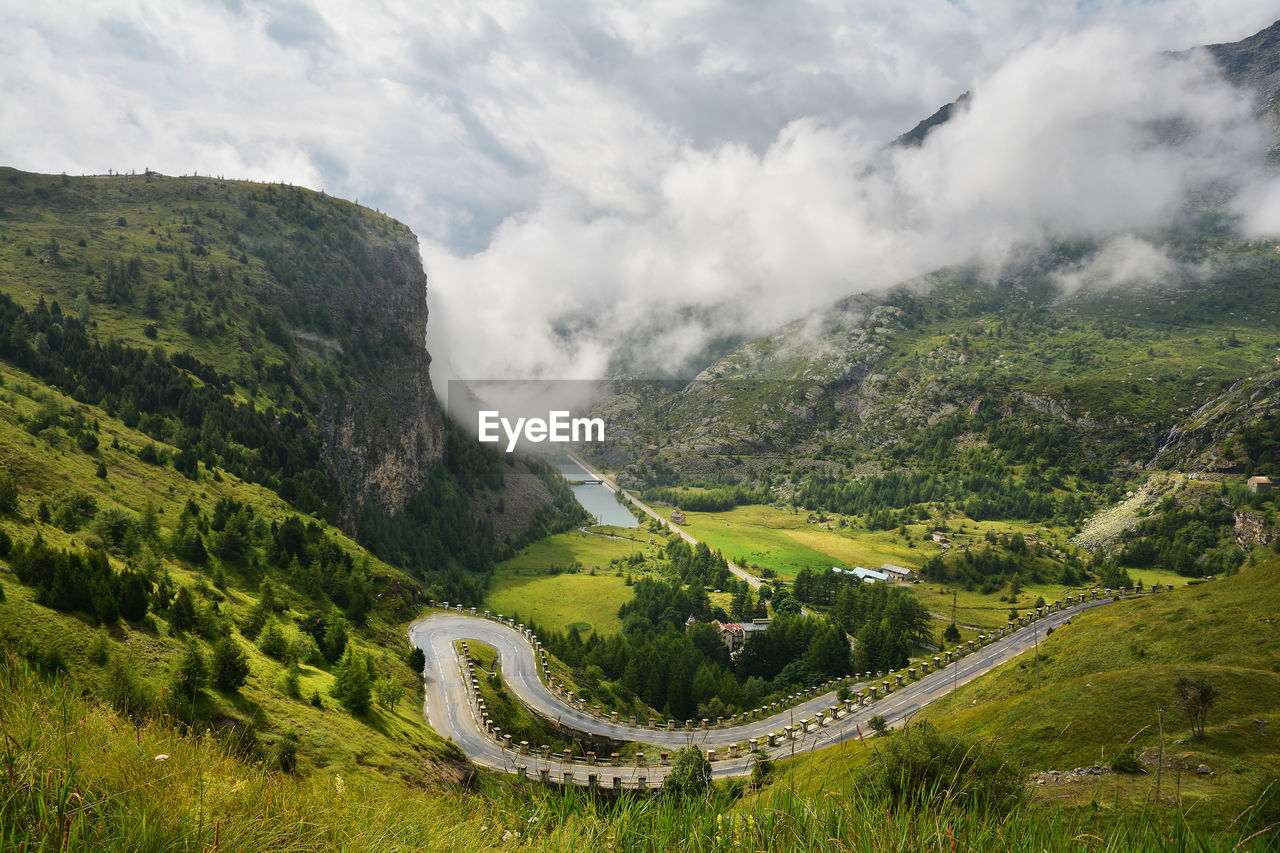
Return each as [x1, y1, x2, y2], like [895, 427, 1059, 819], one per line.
[2, 1, 1279, 386]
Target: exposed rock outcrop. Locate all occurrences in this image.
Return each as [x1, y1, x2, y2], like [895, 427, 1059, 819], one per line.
[318, 239, 444, 519]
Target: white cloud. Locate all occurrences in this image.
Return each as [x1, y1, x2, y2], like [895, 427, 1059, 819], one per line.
[1052, 236, 1181, 294]
[2, 0, 1280, 388]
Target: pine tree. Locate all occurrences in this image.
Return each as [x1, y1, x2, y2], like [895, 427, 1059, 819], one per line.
[323, 615, 348, 663]
[330, 646, 371, 714]
[117, 570, 151, 622]
[172, 641, 207, 696]
[258, 620, 287, 660]
[212, 636, 250, 691]
[169, 586, 196, 633]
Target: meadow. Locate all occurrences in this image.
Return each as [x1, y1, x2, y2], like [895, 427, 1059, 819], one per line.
[486, 566, 645, 636]
[0, 360, 453, 784]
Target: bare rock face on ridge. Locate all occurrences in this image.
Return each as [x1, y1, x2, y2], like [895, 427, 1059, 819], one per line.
[317, 237, 444, 519]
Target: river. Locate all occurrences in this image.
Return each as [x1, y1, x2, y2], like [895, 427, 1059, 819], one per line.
[551, 456, 640, 528]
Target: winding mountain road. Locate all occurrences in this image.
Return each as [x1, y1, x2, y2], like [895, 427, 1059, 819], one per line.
[409, 594, 1119, 787]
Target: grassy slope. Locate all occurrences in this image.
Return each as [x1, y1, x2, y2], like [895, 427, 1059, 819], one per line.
[498, 528, 656, 571]
[487, 568, 642, 636]
[0, 167, 408, 383]
[0, 360, 455, 782]
[770, 557, 1280, 833]
[491, 528, 668, 635]
[4, 642, 1271, 852]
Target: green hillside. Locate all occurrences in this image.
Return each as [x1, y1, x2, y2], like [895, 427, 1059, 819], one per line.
[768, 557, 1280, 840]
[0, 168, 580, 793]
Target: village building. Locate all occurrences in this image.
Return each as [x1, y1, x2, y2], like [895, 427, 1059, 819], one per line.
[670, 509, 687, 524]
[931, 531, 950, 544]
[1248, 475, 1273, 494]
[712, 619, 771, 652]
[833, 566, 889, 583]
[880, 563, 915, 582]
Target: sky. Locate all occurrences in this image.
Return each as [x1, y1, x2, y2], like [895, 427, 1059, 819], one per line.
[3, 0, 1280, 386]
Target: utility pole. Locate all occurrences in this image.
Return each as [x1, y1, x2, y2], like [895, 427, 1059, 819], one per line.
[952, 590, 959, 699]
[1033, 619, 1041, 690]
[1156, 705, 1165, 803]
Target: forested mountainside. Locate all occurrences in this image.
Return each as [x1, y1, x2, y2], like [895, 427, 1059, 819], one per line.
[587, 25, 1280, 567]
[0, 167, 583, 782]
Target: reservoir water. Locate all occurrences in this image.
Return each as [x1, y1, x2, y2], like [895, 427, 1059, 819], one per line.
[552, 456, 640, 528]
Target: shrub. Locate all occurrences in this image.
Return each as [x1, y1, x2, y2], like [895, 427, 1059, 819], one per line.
[280, 662, 302, 700]
[0, 473, 19, 514]
[87, 631, 110, 665]
[171, 641, 207, 697]
[271, 729, 301, 773]
[854, 722, 1026, 815]
[211, 636, 249, 691]
[1173, 675, 1219, 740]
[751, 748, 774, 787]
[663, 746, 712, 798]
[374, 676, 405, 711]
[1110, 745, 1145, 774]
[102, 654, 148, 718]
[258, 620, 288, 660]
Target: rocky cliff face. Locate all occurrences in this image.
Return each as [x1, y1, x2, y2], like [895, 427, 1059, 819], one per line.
[318, 238, 444, 519]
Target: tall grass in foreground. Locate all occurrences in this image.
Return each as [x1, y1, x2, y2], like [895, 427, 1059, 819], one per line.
[2, 651, 1275, 852]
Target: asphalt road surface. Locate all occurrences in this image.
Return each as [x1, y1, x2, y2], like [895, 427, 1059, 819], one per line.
[410, 594, 1119, 787]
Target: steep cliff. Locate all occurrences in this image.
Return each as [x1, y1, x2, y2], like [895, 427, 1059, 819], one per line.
[316, 238, 444, 518]
[0, 167, 445, 521]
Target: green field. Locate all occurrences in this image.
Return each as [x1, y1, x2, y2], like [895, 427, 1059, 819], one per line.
[675, 505, 933, 579]
[486, 566, 654, 636]
[499, 528, 659, 571]
[914, 564, 1194, 633]
[673, 504, 1074, 581]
